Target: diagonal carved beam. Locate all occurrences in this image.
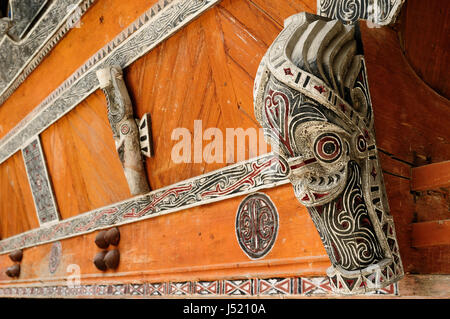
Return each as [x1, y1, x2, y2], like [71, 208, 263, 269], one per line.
[21, 136, 60, 225]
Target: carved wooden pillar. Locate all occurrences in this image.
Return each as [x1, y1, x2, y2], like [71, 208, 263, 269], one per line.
[253, 12, 404, 294]
[96, 66, 150, 196]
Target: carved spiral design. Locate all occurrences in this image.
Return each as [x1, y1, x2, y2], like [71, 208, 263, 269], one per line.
[374, 0, 392, 23]
[336, 0, 366, 23]
[308, 161, 384, 270]
[319, 0, 335, 12]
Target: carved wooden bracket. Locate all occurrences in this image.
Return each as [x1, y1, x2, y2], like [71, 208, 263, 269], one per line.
[253, 12, 404, 294]
[96, 66, 151, 196]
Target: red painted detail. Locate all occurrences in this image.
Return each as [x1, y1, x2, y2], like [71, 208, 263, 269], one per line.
[264, 90, 295, 156]
[316, 135, 341, 161]
[301, 193, 310, 201]
[200, 157, 281, 198]
[283, 68, 293, 76]
[361, 217, 372, 227]
[316, 205, 323, 216]
[290, 157, 317, 170]
[314, 85, 326, 93]
[313, 192, 329, 199]
[335, 197, 343, 211]
[345, 279, 355, 289]
[74, 208, 118, 232]
[123, 185, 193, 218]
[364, 129, 370, 139]
[320, 280, 332, 292]
[371, 166, 377, 180]
[340, 104, 346, 112]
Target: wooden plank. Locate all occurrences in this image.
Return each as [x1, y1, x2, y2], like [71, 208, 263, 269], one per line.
[398, 275, 450, 298]
[414, 189, 450, 223]
[411, 161, 450, 191]
[0, 152, 38, 238]
[412, 219, 450, 248]
[40, 90, 131, 220]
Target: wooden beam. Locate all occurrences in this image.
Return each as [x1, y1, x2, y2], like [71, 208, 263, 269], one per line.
[398, 275, 450, 298]
[412, 219, 450, 248]
[411, 161, 450, 191]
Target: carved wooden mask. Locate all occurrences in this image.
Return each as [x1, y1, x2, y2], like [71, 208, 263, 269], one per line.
[253, 12, 403, 294]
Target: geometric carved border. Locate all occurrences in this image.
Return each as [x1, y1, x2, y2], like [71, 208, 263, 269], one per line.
[21, 136, 60, 225]
[0, 277, 398, 298]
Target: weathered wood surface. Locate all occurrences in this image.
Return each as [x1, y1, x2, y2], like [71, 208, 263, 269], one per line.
[398, 275, 450, 298]
[399, 0, 450, 100]
[0, 152, 38, 239]
[412, 220, 450, 248]
[411, 161, 450, 191]
[0, 0, 448, 294]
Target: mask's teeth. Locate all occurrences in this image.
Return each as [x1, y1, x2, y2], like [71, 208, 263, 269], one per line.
[318, 177, 325, 185]
[327, 176, 334, 185]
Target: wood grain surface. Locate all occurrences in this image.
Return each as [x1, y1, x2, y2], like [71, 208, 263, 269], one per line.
[399, 0, 450, 99]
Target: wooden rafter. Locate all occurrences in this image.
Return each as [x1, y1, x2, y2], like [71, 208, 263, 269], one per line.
[412, 219, 450, 248]
[411, 161, 450, 191]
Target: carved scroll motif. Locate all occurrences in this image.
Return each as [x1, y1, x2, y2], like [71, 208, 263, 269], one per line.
[235, 193, 279, 260]
[317, 0, 404, 25]
[253, 12, 404, 294]
[96, 66, 150, 196]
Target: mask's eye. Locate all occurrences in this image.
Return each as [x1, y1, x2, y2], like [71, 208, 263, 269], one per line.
[314, 133, 342, 163]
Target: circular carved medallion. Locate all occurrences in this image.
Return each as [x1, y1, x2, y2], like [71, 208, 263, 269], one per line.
[235, 193, 279, 259]
[49, 241, 62, 274]
[120, 124, 130, 135]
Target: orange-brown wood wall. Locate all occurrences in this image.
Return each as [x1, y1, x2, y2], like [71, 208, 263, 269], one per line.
[0, 0, 448, 286]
